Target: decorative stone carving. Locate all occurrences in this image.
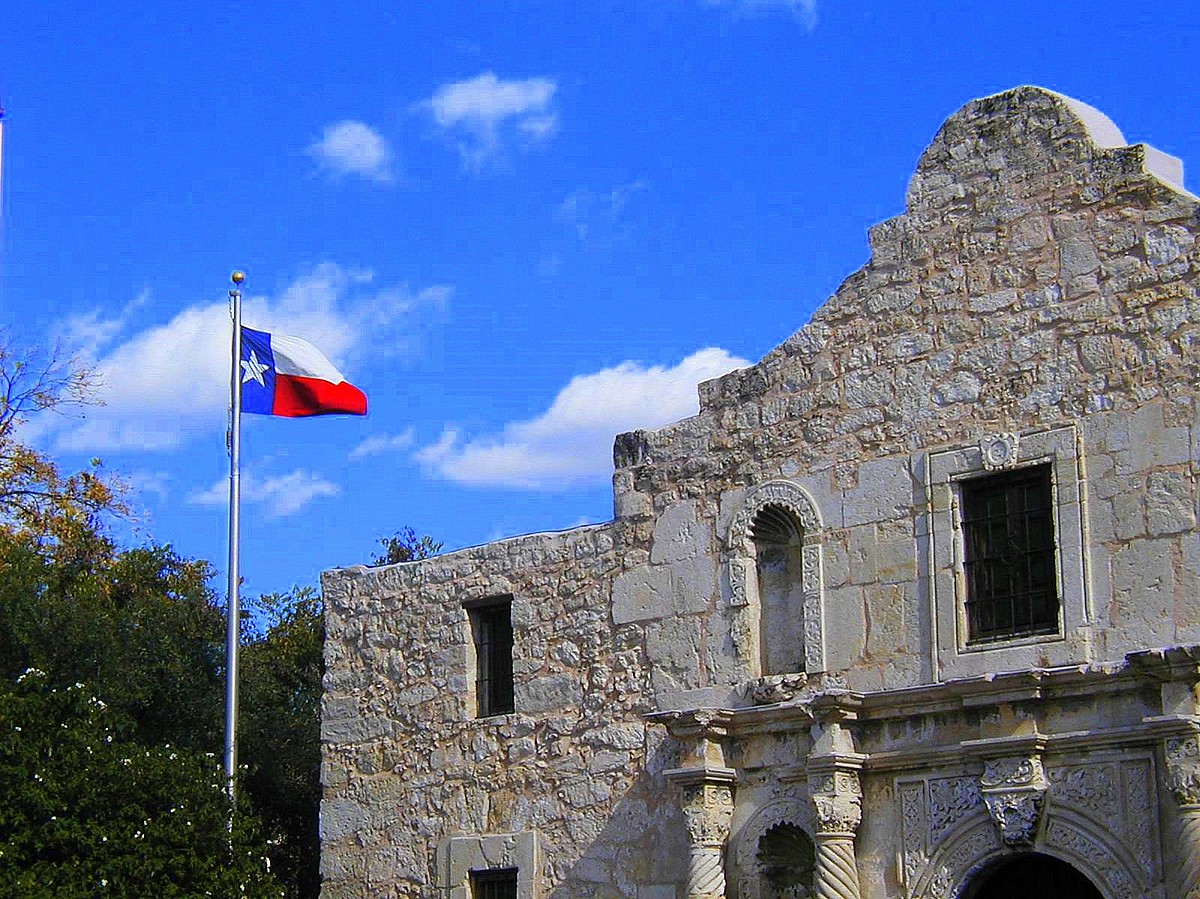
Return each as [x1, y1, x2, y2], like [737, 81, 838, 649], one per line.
[808, 762, 863, 899]
[979, 432, 1020, 470]
[726, 480, 826, 674]
[674, 775, 737, 899]
[682, 782, 736, 845]
[1164, 734, 1200, 898]
[1166, 734, 1200, 807]
[912, 820, 1000, 899]
[1043, 819, 1139, 899]
[979, 755, 1047, 847]
[897, 781, 929, 889]
[749, 672, 809, 705]
[1046, 763, 1118, 825]
[732, 795, 816, 899]
[928, 777, 982, 844]
[1120, 758, 1157, 883]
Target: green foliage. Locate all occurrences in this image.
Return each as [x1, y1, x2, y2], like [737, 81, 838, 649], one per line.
[241, 589, 324, 899]
[0, 338, 447, 897]
[0, 670, 282, 897]
[370, 526, 442, 566]
[0, 532, 225, 752]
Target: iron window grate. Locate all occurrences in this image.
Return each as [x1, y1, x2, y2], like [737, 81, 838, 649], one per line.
[471, 598, 514, 717]
[471, 868, 518, 899]
[961, 465, 1059, 643]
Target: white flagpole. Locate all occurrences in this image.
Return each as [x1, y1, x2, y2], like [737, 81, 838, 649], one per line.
[224, 270, 246, 809]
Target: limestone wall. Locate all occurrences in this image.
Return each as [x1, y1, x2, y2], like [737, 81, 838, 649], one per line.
[320, 86, 1200, 898]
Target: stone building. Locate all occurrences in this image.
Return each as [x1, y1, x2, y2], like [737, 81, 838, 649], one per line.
[319, 87, 1200, 899]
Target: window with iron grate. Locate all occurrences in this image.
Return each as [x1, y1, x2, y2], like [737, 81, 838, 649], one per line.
[470, 868, 518, 899]
[961, 465, 1059, 642]
[469, 597, 514, 717]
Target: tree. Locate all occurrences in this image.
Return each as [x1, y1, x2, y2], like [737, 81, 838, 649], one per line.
[370, 526, 443, 566]
[0, 340, 124, 551]
[0, 339, 280, 894]
[241, 590, 324, 899]
[0, 670, 282, 897]
[0, 532, 226, 752]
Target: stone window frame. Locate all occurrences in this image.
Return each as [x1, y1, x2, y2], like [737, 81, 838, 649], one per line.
[438, 831, 539, 899]
[927, 425, 1092, 681]
[727, 480, 826, 675]
[465, 595, 515, 718]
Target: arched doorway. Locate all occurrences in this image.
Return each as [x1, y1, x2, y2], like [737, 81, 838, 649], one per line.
[965, 853, 1103, 899]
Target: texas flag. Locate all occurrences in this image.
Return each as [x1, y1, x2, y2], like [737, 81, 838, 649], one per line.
[240, 327, 367, 417]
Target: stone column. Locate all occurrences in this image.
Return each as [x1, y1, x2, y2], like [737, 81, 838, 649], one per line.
[809, 763, 863, 899]
[676, 776, 736, 899]
[657, 710, 737, 899]
[1165, 733, 1200, 898]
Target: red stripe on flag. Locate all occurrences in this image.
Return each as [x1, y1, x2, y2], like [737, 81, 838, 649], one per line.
[272, 374, 368, 417]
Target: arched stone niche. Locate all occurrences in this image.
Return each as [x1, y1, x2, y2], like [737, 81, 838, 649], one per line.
[727, 480, 826, 676]
[730, 797, 818, 899]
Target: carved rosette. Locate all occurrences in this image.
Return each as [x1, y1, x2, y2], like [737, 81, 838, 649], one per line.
[979, 432, 1020, 470]
[808, 768, 863, 899]
[979, 755, 1047, 847]
[680, 781, 736, 899]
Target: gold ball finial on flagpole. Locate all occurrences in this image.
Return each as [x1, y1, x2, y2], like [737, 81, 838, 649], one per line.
[231, 270, 246, 285]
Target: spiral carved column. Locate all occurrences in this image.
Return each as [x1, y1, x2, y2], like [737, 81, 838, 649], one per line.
[677, 778, 736, 899]
[812, 834, 860, 899]
[807, 714, 865, 899]
[1166, 734, 1200, 898]
[809, 771, 863, 899]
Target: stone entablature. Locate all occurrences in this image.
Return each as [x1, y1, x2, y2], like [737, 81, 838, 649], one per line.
[321, 87, 1200, 898]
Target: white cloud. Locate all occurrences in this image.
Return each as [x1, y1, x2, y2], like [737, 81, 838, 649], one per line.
[55, 288, 151, 362]
[558, 181, 647, 241]
[415, 348, 750, 490]
[425, 72, 558, 169]
[307, 120, 394, 183]
[188, 468, 340, 518]
[40, 263, 450, 453]
[707, 0, 818, 30]
[350, 427, 415, 460]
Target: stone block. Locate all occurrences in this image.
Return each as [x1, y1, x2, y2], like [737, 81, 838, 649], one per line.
[841, 457, 916, 527]
[650, 501, 710, 564]
[1146, 470, 1196, 536]
[321, 798, 368, 841]
[519, 674, 585, 714]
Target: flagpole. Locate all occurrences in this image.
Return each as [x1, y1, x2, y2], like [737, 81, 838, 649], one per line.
[224, 270, 246, 810]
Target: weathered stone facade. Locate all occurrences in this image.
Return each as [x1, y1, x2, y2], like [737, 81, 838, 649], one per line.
[320, 87, 1200, 898]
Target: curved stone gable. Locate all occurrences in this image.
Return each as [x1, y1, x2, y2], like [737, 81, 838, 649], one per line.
[622, 84, 1196, 489]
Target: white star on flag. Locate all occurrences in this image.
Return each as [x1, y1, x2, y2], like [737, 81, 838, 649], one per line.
[241, 349, 268, 386]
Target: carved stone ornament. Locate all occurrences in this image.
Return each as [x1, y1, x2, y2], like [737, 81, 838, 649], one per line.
[1165, 734, 1200, 807]
[682, 783, 736, 846]
[749, 672, 809, 705]
[979, 756, 1047, 847]
[979, 432, 1020, 471]
[809, 770, 863, 836]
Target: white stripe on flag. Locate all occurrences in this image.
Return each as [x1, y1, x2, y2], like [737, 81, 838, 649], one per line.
[269, 334, 347, 383]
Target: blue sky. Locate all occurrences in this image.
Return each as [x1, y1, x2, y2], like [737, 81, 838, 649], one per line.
[1, 1, 1198, 599]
